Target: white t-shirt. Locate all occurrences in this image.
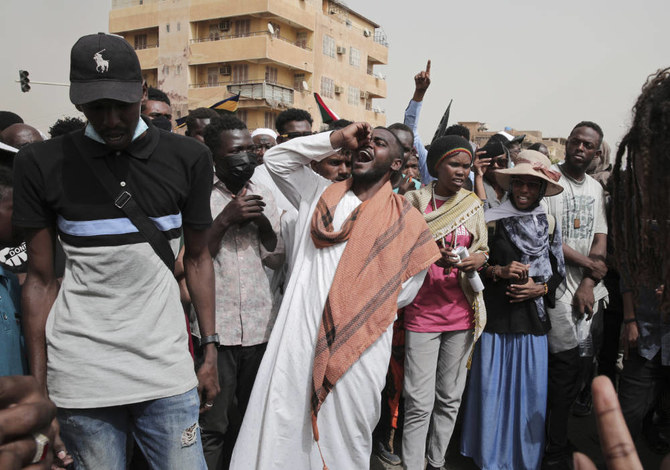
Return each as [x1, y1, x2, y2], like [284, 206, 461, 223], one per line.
[543, 166, 608, 304]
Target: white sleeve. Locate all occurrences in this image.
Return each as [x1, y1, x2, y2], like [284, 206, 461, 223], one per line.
[264, 132, 338, 209]
[397, 268, 428, 308]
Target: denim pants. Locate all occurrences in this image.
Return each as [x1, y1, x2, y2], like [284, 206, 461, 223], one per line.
[57, 387, 206, 470]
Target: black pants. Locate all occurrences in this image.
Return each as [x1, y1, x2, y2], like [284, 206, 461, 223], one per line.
[619, 352, 670, 437]
[198, 343, 267, 470]
[545, 347, 581, 457]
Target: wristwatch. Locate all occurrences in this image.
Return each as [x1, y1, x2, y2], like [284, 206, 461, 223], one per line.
[200, 334, 220, 348]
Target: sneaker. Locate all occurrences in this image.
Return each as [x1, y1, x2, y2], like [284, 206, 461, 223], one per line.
[375, 439, 402, 466]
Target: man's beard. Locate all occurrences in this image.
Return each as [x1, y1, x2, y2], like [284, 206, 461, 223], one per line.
[352, 166, 390, 185]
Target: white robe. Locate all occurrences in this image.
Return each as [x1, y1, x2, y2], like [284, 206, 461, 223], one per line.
[230, 132, 427, 469]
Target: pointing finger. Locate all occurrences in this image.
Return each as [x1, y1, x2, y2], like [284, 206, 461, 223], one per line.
[426, 59, 431, 75]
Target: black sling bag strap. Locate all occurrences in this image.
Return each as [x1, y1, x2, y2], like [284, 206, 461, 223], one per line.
[63, 133, 176, 272]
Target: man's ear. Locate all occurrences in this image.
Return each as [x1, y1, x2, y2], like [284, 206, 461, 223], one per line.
[390, 157, 403, 172]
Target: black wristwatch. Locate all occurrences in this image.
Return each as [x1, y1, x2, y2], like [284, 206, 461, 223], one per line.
[200, 334, 220, 348]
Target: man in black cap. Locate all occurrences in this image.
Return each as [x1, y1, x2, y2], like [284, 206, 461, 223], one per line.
[12, 32, 218, 469]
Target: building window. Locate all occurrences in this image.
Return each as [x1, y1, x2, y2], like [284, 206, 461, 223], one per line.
[177, 22, 180, 31]
[347, 86, 359, 105]
[233, 64, 248, 83]
[235, 19, 250, 38]
[349, 47, 360, 67]
[207, 67, 218, 87]
[237, 109, 248, 125]
[264, 112, 277, 129]
[320, 76, 334, 98]
[134, 34, 147, 50]
[162, 65, 170, 75]
[166, 23, 170, 33]
[296, 31, 308, 49]
[294, 73, 305, 90]
[175, 64, 182, 76]
[322, 35, 335, 58]
[265, 66, 278, 84]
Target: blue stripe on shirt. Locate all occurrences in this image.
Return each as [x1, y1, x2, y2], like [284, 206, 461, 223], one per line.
[57, 213, 182, 237]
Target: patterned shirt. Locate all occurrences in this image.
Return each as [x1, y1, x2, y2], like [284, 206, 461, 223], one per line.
[210, 178, 284, 346]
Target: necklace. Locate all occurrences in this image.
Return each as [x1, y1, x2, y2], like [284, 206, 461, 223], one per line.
[558, 165, 581, 229]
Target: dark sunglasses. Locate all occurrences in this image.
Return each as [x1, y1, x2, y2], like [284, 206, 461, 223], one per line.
[280, 131, 315, 140]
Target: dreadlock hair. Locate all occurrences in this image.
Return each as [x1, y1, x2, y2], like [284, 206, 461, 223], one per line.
[202, 115, 247, 156]
[49, 117, 86, 138]
[612, 67, 670, 313]
[185, 108, 220, 135]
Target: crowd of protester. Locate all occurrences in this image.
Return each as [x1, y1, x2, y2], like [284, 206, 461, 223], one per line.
[1, 33, 668, 470]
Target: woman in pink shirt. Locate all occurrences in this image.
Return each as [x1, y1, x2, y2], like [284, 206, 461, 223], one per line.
[402, 135, 488, 470]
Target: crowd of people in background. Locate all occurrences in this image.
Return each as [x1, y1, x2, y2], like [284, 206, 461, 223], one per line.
[1, 33, 669, 470]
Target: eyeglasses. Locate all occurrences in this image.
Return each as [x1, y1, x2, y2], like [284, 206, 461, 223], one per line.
[490, 157, 509, 168]
[511, 178, 543, 191]
[280, 131, 315, 140]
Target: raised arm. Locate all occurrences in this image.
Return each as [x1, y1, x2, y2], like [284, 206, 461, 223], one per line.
[404, 60, 433, 183]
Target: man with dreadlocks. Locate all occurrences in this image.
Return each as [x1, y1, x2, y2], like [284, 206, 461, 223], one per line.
[612, 67, 670, 444]
[229, 122, 439, 469]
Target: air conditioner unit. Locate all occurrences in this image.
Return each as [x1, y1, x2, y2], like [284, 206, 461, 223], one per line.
[219, 20, 230, 31]
[359, 91, 369, 99]
[336, 46, 346, 55]
[334, 85, 343, 94]
[219, 65, 231, 75]
[372, 106, 383, 114]
[363, 29, 372, 37]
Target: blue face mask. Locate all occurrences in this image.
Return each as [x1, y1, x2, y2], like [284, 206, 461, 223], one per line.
[85, 115, 148, 144]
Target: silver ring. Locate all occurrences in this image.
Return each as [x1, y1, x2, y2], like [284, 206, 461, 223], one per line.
[31, 432, 50, 464]
[204, 402, 214, 408]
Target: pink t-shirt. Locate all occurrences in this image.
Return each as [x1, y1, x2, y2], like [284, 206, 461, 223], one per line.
[404, 197, 474, 333]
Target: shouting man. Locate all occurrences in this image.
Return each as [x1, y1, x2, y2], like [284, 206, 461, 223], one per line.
[230, 123, 439, 469]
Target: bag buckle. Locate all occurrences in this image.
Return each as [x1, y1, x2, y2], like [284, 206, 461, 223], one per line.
[115, 191, 132, 208]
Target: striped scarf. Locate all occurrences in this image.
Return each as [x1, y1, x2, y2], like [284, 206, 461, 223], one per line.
[309, 179, 440, 440]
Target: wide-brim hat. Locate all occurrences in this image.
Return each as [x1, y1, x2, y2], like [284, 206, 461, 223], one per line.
[70, 33, 143, 105]
[494, 150, 563, 196]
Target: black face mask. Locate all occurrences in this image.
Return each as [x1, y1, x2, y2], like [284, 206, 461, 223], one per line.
[217, 152, 257, 194]
[151, 115, 172, 132]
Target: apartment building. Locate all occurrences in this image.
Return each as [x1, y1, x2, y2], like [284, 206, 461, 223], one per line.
[109, 0, 388, 131]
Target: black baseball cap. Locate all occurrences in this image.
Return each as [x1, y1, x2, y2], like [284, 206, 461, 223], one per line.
[69, 33, 143, 105]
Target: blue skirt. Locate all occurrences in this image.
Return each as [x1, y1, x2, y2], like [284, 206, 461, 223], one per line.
[460, 332, 548, 470]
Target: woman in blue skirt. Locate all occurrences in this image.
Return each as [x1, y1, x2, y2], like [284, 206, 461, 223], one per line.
[461, 150, 566, 469]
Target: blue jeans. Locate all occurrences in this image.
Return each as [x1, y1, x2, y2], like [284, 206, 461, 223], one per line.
[57, 387, 206, 470]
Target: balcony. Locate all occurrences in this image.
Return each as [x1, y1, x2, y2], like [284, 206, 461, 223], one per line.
[190, 0, 315, 31]
[135, 46, 159, 69]
[189, 31, 313, 72]
[364, 72, 387, 99]
[189, 79, 294, 109]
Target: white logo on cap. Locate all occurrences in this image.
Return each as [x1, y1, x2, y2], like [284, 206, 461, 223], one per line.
[93, 49, 109, 73]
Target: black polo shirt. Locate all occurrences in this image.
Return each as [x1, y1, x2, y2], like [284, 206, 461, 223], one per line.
[13, 117, 213, 246]
[10, 117, 214, 409]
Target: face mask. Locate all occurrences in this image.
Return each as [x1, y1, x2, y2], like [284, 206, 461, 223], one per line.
[217, 152, 257, 194]
[151, 115, 172, 132]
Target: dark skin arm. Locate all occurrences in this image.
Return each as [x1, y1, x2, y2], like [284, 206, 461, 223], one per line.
[183, 226, 220, 412]
[20, 227, 73, 468]
[412, 60, 431, 102]
[572, 232, 607, 319]
[207, 189, 269, 257]
[22, 227, 59, 392]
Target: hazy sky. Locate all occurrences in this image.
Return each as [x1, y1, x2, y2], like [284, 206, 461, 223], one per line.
[3, 0, 669, 150]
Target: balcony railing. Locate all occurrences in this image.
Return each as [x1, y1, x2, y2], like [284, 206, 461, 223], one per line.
[190, 31, 312, 51]
[134, 43, 158, 50]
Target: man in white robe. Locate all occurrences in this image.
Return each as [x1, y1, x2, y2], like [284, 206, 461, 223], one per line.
[230, 123, 438, 469]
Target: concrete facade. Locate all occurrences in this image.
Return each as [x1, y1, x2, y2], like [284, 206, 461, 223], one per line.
[110, 0, 388, 131]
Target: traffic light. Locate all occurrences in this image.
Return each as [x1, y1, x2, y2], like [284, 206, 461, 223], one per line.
[19, 70, 30, 93]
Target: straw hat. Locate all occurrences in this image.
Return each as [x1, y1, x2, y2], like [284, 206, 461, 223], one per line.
[494, 150, 564, 196]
